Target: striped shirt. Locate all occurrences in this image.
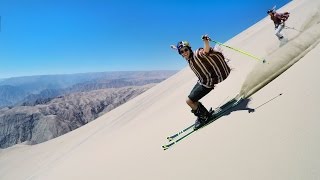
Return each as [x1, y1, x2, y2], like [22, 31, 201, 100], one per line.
[187, 47, 231, 88]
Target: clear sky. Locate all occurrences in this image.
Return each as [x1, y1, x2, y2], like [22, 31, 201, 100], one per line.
[0, 0, 290, 79]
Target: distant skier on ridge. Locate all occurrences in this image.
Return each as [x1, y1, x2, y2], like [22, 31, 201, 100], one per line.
[267, 6, 290, 40]
[171, 35, 231, 130]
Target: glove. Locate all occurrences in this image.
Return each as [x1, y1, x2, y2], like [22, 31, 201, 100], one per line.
[201, 34, 211, 41]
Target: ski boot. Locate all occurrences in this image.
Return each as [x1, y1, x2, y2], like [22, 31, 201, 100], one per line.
[192, 102, 211, 130]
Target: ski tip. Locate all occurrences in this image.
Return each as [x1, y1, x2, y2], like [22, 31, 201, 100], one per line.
[162, 145, 169, 150]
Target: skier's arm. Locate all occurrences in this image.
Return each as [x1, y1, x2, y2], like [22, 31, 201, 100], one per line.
[277, 13, 288, 23]
[201, 35, 211, 54]
[203, 39, 210, 53]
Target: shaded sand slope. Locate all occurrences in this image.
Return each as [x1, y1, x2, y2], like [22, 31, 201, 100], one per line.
[1, 0, 320, 179]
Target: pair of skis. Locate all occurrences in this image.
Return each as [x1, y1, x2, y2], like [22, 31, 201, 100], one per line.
[162, 95, 244, 150]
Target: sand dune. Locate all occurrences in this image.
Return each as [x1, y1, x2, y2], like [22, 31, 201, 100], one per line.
[1, 0, 320, 179]
[241, 21, 320, 98]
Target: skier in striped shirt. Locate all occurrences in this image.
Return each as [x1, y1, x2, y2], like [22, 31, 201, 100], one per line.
[174, 35, 231, 130]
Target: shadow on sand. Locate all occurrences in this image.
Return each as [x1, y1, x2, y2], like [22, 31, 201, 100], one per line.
[214, 93, 283, 120]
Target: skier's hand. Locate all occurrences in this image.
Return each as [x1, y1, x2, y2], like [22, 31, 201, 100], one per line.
[201, 34, 211, 41]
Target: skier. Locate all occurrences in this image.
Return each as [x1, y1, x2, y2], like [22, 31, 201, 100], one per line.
[267, 8, 290, 40]
[172, 35, 231, 130]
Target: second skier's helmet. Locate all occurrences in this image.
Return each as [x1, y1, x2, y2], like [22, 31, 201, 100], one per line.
[176, 41, 191, 54]
[267, 9, 275, 14]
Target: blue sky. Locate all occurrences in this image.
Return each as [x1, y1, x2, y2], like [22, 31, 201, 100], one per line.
[0, 0, 290, 79]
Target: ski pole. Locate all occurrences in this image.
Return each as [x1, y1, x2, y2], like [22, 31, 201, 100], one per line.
[210, 39, 266, 63]
[284, 26, 302, 32]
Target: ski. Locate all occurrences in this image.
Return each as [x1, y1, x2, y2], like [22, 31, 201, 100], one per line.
[166, 107, 215, 141]
[166, 124, 194, 141]
[162, 95, 243, 150]
[166, 97, 238, 141]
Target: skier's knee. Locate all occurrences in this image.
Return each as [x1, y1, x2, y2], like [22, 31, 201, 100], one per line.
[186, 98, 194, 106]
[186, 98, 198, 107]
[275, 33, 283, 38]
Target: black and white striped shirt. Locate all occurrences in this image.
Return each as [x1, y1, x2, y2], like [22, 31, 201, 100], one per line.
[187, 48, 231, 88]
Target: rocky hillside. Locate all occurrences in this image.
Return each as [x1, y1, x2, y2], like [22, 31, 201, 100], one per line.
[0, 70, 177, 107]
[0, 84, 154, 148]
[20, 77, 167, 106]
[0, 85, 28, 107]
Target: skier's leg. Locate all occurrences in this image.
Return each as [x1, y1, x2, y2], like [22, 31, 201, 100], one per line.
[187, 82, 213, 129]
[186, 98, 198, 111]
[275, 24, 285, 39]
[186, 82, 212, 110]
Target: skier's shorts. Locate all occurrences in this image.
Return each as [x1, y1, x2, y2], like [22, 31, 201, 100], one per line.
[188, 82, 213, 102]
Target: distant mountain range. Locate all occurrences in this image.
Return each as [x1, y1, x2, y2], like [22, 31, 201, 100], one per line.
[0, 70, 177, 148]
[0, 70, 177, 107]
